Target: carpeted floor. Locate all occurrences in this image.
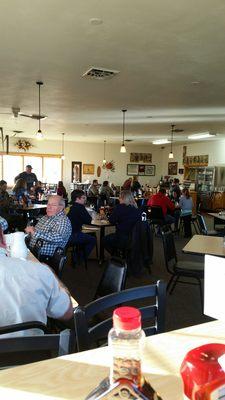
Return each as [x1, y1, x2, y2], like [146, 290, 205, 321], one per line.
[62, 216, 216, 333]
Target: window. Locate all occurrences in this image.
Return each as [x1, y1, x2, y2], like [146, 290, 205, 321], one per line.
[0, 153, 61, 186]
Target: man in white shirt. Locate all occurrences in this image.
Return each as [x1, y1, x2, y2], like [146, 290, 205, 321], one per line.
[0, 255, 75, 336]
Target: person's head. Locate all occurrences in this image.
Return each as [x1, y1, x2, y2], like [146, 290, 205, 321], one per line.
[173, 178, 179, 185]
[13, 178, 27, 192]
[46, 195, 65, 217]
[102, 180, 109, 187]
[182, 188, 190, 198]
[25, 165, 33, 174]
[92, 179, 98, 186]
[0, 180, 7, 191]
[71, 189, 86, 205]
[57, 181, 64, 188]
[36, 180, 42, 187]
[119, 190, 137, 208]
[133, 176, 138, 182]
[158, 187, 166, 195]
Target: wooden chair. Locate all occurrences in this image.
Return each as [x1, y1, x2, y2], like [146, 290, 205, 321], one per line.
[0, 322, 71, 368]
[74, 281, 166, 352]
[161, 230, 204, 309]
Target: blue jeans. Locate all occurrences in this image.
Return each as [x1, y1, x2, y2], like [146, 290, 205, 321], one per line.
[70, 232, 96, 260]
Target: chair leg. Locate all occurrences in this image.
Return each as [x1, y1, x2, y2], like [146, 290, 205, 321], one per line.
[169, 275, 180, 294]
[167, 275, 176, 292]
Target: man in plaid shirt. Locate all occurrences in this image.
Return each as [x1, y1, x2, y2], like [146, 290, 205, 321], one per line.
[25, 195, 72, 257]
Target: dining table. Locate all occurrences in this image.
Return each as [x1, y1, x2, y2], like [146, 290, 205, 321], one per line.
[0, 319, 224, 399]
[86, 218, 113, 263]
[10, 203, 47, 222]
[208, 212, 225, 230]
[182, 234, 225, 257]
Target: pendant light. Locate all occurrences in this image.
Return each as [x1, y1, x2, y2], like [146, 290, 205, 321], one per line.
[61, 133, 65, 160]
[120, 109, 127, 153]
[36, 81, 44, 140]
[169, 124, 174, 159]
[103, 140, 106, 164]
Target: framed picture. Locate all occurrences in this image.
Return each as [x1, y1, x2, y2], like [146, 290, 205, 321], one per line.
[179, 168, 184, 174]
[168, 162, 178, 175]
[138, 164, 145, 175]
[71, 161, 82, 182]
[127, 164, 139, 176]
[130, 153, 152, 163]
[83, 163, 95, 175]
[145, 164, 156, 176]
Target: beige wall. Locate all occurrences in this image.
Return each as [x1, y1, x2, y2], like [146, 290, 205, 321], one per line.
[9, 137, 225, 192]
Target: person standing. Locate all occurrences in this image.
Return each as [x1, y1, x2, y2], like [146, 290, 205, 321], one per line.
[179, 188, 193, 238]
[15, 165, 38, 191]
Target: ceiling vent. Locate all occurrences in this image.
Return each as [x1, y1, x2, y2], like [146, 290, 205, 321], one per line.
[82, 67, 120, 80]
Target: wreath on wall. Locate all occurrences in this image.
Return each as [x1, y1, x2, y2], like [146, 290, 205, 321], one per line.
[15, 139, 33, 151]
[102, 160, 115, 172]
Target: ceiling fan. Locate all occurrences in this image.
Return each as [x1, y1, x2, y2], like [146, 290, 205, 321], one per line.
[0, 106, 47, 120]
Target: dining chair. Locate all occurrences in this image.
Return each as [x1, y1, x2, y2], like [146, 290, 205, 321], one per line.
[74, 280, 166, 352]
[93, 257, 127, 300]
[161, 230, 204, 310]
[197, 214, 218, 236]
[0, 323, 71, 368]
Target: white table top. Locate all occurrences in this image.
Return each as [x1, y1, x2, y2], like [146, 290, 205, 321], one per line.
[183, 234, 225, 257]
[0, 320, 224, 399]
[208, 212, 225, 221]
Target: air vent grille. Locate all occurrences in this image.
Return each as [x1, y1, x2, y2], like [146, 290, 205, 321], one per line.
[82, 67, 120, 80]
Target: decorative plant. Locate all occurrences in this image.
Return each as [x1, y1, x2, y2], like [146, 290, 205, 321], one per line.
[102, 160, 115, 172]
[15, 139, 33, 151]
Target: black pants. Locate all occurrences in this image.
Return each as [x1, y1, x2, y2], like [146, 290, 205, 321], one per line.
[182, 215, 192, 237]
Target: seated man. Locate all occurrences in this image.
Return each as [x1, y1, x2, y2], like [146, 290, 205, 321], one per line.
[147, 186, 177, 227]
[0, 179, 25, 232]
[103, 190, 141, 255]
[25, 195, 72, 260]
[0, 239, 75, 336]
[67, 190, 96, 262]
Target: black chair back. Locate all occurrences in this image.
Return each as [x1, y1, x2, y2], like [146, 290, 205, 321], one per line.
[127, 220, 153, 276]
[161, 230, 177, 274]
[94, 257, 127, 300]
[74, 281, 166, 352]
[0, 323, 70, 368]
[47, 247, 67, 279]
[197, 214, 207, 234]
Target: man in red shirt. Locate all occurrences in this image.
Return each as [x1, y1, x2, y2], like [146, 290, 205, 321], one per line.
[147, 187, 176, 225]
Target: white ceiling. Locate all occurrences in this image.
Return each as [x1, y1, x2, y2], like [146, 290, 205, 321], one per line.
[1, 0, 225, 145]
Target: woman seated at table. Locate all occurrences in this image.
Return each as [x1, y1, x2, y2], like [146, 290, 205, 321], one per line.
[103, 190, 141, 255]
[12, 178, 30, 205]
[179, 188, 193, 238]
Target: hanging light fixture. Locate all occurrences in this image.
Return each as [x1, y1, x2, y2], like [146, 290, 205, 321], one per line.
[36, 81, 44, 140]
[169, 124, 174, 159]
[103, 140, 106, 164]
[61, 133, 65, 160]
[120, 109, 127, 153]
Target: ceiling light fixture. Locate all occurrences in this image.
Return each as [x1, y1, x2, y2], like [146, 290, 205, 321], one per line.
[120, 109, 127, 153]
[36, 81, 44, 140]
[152, 139, 170, 145]
[188, 132, 216, 140]
[169, 124, 175, 159]
[61, 133, 65, 160]
[103, 140, 106, 164]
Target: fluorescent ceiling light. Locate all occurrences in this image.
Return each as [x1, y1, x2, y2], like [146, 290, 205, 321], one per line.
[188, 132, 216, 140]
[152, 139, 170, 145]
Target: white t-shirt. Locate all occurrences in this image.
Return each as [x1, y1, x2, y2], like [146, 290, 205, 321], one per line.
[0, 255, 71, 336]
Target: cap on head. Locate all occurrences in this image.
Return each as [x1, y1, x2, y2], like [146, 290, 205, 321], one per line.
[26, 164, 33, 169]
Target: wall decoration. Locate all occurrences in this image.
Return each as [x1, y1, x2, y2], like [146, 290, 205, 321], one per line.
[130, 153, 152, 163]
[183, 155, 208, 166]
[182, 145, 187, 164]
[168, 162, 178, 175]
[138, 164, 145, 175]
[83, 163, 95, 175]
[97, 166, 101, 177]
[144, 165, 156, 176]
[71, 161, 82, 182]
[127, 164, 139, 176]
[127, 164, 155, 176]
[179, 168, 184, 175]
[102, 160, 115, 172]
[15, 139, 33, 151]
